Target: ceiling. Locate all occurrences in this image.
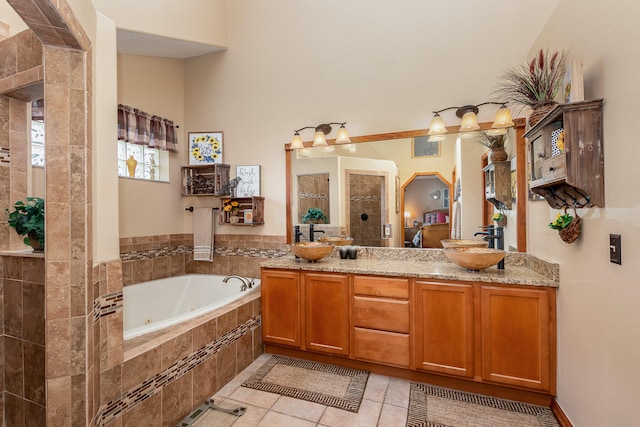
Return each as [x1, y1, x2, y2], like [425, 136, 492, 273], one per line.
[116, 29, 224, 59]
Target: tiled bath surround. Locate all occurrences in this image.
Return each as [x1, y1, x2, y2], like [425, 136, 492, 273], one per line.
[120, 233, 288, 284]
[82, 232, 283, 425]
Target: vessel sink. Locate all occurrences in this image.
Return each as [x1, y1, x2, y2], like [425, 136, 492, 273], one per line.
[444, 247, 505, 271]
[441, 239, 489, 249]
[317, 236, 354, 246]
[291, 242, 335, 262]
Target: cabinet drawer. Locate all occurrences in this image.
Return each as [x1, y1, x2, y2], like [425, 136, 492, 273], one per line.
[354, 327, 409, 368]
[353, 276, 409, 299]
[353, 296, 409, 333]
[542, 153, 567, 184]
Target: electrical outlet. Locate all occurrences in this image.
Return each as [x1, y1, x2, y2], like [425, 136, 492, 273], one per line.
[610, 234, 622, 265]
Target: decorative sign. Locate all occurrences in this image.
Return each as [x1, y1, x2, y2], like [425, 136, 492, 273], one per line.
[189, 132, 223, 165]
[236, 165, 261, 196]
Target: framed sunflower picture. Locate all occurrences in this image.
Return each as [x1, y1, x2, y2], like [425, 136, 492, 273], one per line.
[188, 131, 223, 165]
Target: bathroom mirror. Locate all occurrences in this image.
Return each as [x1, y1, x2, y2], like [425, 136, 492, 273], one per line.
[285, 119, 528, 250]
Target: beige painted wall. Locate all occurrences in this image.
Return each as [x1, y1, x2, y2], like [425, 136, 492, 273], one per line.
[93, 0, 227, 47]
[117, 54, 187, 237]
[183, 0, 557, 237]
[0, 0, 27, 35]
[94, 12, 121, 262]
[527, 1, 640, 425]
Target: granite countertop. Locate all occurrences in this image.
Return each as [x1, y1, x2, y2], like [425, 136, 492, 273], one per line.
[261, 248, 559, 288]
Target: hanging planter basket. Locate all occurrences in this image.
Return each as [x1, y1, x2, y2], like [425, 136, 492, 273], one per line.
[558, 209, 582, 243]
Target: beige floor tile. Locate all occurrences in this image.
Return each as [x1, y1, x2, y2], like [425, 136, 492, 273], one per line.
[319, 398, 383, 427]
[270, 395, 327, 422]
[384, 377, 411, 409]
[363, 373, 390, 403]
[228, 386, 281, 410]
[256, 411, 317, 427]
[377, 403, 408, 427]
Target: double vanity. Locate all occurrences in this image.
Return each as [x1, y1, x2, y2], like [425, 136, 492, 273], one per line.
[260, 247, 558, 404]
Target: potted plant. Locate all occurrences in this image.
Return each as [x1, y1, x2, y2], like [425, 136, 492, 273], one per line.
[302, 207, 328, 224]
[494, 48, 567, 126]
[6, 197, 45, 252]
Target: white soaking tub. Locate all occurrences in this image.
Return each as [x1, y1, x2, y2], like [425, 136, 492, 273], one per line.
[123, 274, 260, 340]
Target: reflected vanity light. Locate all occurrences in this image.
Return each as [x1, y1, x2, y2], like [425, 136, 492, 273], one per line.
[290, 122, 350, 149]
[427, 102, 514, 137]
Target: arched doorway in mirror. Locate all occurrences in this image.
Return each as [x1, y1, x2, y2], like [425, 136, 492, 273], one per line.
[401, 172, 452, 248]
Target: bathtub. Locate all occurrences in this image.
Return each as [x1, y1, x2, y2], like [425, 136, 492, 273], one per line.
[123, 274, 261, 340]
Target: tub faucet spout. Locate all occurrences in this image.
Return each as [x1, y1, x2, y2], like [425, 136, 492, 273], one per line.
[222, 275, 253, 291]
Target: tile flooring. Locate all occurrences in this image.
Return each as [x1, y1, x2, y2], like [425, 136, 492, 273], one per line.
[192, 353, 411, 426]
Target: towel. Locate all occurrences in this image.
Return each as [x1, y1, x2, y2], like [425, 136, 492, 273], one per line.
[412, 229, 422, 247]
[193, 208, 215, 262]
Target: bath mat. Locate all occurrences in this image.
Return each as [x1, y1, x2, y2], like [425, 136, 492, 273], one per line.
[406, 382, 559, 427]
[241, 355, 369, 412]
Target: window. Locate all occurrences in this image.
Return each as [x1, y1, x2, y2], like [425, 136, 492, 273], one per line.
[117, 141, 169, 181]
[31, 118, 45, 167]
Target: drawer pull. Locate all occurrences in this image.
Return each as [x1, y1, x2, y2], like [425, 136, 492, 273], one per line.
[549, 167, 555, 171]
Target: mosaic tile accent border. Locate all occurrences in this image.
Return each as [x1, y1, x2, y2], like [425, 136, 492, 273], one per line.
[121, 245, 289, 261]
[97, 315, 261, 426]
[350, 195, 380, 202]
[120, 245, 191, 261]
[298, 192, 329, 200]
[0, 146, 9, 166]
[93, 291, 124, 321]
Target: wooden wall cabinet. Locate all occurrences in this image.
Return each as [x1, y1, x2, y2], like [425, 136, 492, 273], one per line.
[352, 276, 410, 368]
[414, 280, 474, 378]
[480, 285, 555, 392]
[525, 99, 604, 208]
[483, 161, 512, 210]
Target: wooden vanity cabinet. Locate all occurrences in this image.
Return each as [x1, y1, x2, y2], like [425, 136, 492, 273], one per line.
[480, 285, 555, 393]
[261, 269, 301, 348]
[304, 273, 350, 356]
[352, 276, 410, 368]
[262, 268, 557, 396]
[414, 280, 474, 378]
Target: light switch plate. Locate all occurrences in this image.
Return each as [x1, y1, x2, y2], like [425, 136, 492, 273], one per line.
[610, 234, 622, 265]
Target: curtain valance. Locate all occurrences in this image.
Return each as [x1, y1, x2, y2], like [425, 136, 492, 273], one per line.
[117, 104, 178, 152]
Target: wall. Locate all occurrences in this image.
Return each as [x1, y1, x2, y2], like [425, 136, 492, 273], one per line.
[404, 177, 449, 225]
[456, 137, 488, 239]
[117, 54, 186, 238]
[0, 0, 27, 36]
[527, 1, 640, 425]
[93, 0, 227, 48]
[183, 0, 558, 238]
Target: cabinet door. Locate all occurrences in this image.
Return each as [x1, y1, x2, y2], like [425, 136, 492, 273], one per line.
[481, 286, 555, 392]
[414, 281, 474, 378]
[304, 273, 350, 356]
[261, 270, 301, 348]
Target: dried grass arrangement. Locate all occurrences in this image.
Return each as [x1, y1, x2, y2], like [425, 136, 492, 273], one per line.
[495, 48, 567, 124]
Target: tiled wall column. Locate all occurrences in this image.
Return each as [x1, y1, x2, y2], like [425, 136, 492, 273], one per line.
[1, 255, 46, 425]
[43, 43, 93, 426]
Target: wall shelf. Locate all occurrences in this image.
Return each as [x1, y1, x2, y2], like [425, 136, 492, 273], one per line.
[220, 197, 265, 226]
[181, 164, 230, 196]
[525, 99, 604, 208]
